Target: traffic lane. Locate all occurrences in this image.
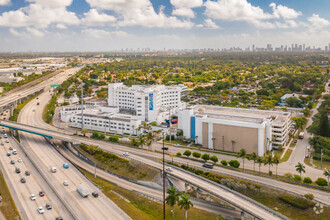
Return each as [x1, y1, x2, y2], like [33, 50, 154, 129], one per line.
[8, 135, 73, 220]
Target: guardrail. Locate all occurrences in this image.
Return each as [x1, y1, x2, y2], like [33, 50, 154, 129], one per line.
[166, 164, 290, 220]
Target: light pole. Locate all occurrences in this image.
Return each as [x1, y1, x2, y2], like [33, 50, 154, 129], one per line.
[162, 132, 166, 220]
[81, 81, 84, 129]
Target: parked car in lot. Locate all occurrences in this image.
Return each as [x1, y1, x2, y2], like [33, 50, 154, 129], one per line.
[30, 194, 36, 201]
[46, 203, 52, 210]
[25, 171, 30, 176]
[37, 206, 44, 214]
[20, 178, 26, 183]
[294, 139, 298, 144]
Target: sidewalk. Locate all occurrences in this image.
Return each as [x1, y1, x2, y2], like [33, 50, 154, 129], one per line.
[0, 211, 5, 220]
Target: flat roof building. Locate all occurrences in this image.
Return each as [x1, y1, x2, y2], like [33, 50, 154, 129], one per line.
[178, 105, 291, 156]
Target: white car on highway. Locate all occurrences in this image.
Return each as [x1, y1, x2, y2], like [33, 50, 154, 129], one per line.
[30, 194, 36, 201]
[37, 206, 44, 214]
[63, 181, 69, 186]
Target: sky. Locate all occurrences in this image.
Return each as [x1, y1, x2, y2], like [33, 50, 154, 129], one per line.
[0, 0, 329, 52]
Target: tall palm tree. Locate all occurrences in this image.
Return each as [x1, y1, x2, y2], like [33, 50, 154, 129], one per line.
[263, 153, 273, 174]
[250, 152, 257, 173]
[256, 156, 263, 175]
[323, 169, 330, 186]
[178, 193, 193, 220]
[166, 187, 181, 220]
[273, 155, 280, 177]
[295, 162, 305, 177]
[237, 149, 247, 171]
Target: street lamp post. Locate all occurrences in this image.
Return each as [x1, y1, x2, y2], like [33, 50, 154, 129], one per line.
[81, 81, 84, 129]
[162, 132, 166, 220]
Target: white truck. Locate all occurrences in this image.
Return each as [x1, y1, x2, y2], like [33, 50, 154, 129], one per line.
[298, 132, 304, 139]
[77, 183, 90, 198]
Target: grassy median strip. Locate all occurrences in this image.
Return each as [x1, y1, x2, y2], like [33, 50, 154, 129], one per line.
[280, 149, 293, 163]
[9, 93, 40, 122]
[80, 169, 220, 220]
[0, 170, 21, 220]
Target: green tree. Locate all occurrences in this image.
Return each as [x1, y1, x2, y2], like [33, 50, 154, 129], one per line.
[237, 149, 247, 171]
[166, 186, 181, 220]
[319, 110, 330, 137]
[250, 152, 257, 172]
[263, 153, 273, 174]
[81, 128, 89, 137]
[295, 162, 306, 177]
[323, 169, 330, 186]
[210, 155, 219, 163]
[183, 150, 191, 158]
[273, 155, 280, 177]
[192, 152, 201, 159]
[256, 156, 263, 175]
[201, 154, 210, 162]
[91, 131, 99, 139]
[178, 193, 193, 220]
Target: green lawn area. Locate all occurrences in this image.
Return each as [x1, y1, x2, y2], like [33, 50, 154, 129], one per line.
[274, 150, 284, 159]
[0, 170, 21, 220]
[81, 169, 220, 220]
[280, 149, 293, 163]
[312, 159, 330, 170]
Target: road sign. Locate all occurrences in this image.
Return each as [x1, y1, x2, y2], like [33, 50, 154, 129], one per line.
[51, 84, 60, 87]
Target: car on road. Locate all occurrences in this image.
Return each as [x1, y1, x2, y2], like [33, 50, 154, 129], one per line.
[30, 194, 36, 201]
[46, 203, 52, 210]
[174, 144, 181, 147]
[20, 178, 26, 183]
[7, 152, 11, 156]
[10, 160, 15, 165]
[4, 134, 7, 138]
[18, 158, 22, 163]
[55, 217, 63, 220]
[307, 145, 311, 151]
[92, 192, 99, 198]
[15, 168, 20, 173]
[39, 191, 45, 197]
[203, 162, 214, 169]
[37, 206, 44, 214]
[63, 181, 69, 186]
[9, 146, 12, 150]
[51, 167, 56, 173]
[37, 102, 40, 105]
[122, 152, 129, 157]
[63, 163, 69, 169]
[25, 171, 30, 176]
[166, 167, 173, 172]
[12, 149, 17, 154]
[161, 146, 169, 150]
[1, 142, 4, 146]
[5, 139, 9, 143]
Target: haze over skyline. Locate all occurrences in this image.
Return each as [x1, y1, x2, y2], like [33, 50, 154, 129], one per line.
[0, 0, 329, 52]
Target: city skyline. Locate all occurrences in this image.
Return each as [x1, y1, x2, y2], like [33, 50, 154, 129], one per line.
[0, 0, 329, 52]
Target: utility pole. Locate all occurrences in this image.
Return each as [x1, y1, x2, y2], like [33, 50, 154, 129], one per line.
[94, 162, 97, 179]
[81, 81, 84, 129]
[169, 107, 172, 143]
[321, 148, 323, 169]
[162, 132, 166, 220]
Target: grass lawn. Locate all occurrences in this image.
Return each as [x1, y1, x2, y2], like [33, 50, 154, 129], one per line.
[274, 150, 284, 159]
[0, 170, 21, 220]
[280, 149, 293, 163]
[81, 169, 220, 220]
[312, 159, 330, 170]
[78, 145, 159, 181]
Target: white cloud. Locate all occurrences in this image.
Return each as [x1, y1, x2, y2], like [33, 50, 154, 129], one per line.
[270, 3, 301, 19]
[0, 0, 10, 6]
[204, 0, 272, 21]
[112, 31, 128, 37]
[170, 0, 203, 18]
[56, 23, 67, 29]
[82, 29, 129, 38]
[86, 0, 194, 28]
[81, 9, 116, 26]
[0, 1, 78, 28]
[9, 27, 45, 37]
[26, 27, 45, 37]
[9, 28, 19, 36]
[26, 0, 73, 8]
[203, 19, 220, 29]
[307, 14, 329, 30]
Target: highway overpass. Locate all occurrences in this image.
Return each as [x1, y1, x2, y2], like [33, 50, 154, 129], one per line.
[0, 119, 287, 220]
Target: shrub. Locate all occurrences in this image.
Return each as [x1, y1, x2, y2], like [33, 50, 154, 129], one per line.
[278, 195, 315, 209]
[221, 160, 228, 166]
[210, 155, 219, 163]
[99, 134, 105, 140]
[269, 171, 272, 176]
[192, 152, 201, 159]
[315, 177, 328, 186]
[201, 154, 210, 162]
[284, 173, 294, 181]
[176, 152, 182, 157]
[91, 131, 99, 139]
[183, 150, 191, 157]
[304, 194, 314, 200]
[229, 160, 240, 168]
[294, 174, 302, 182]
[166, 135, 175, 141]
[303, 177, 312, 184]
[109, 136, 119, 142]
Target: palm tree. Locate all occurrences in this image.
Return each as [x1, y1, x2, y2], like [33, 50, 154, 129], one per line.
[212, 137, 216, 149]
[323, 169, 330, 186]
[250, 152, 257, 173]
[295, 162, 305, 177]
[237, 149, 247, 171]
[273, 155, 280, 177]
[178, 193, 193, 220]
[231, 140, 236, 152]
[166, 186, 181, 220]
[263, 153, 273, 174]
[256, 156, 263, 175]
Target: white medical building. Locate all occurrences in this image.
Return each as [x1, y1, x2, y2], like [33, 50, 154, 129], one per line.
[178, 106, 291, 156]
[60, 83, 186, 135]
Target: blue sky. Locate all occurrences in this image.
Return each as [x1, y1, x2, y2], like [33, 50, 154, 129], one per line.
[0, 0, 329, 52]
